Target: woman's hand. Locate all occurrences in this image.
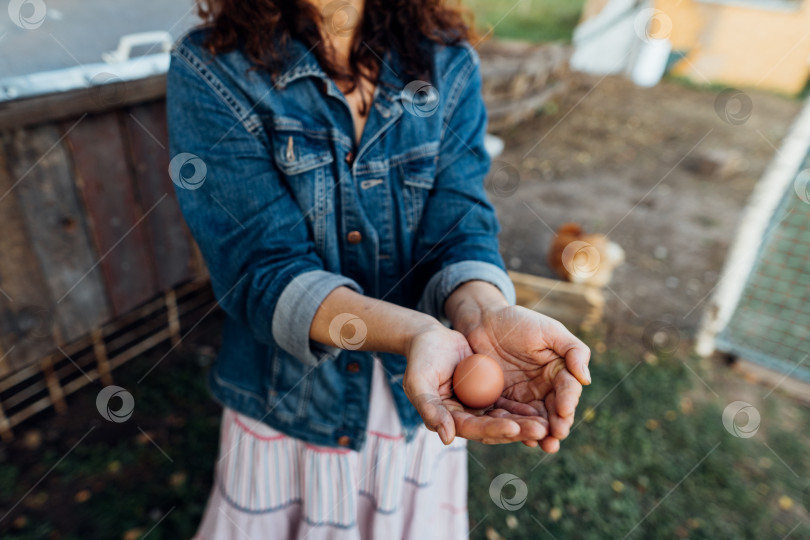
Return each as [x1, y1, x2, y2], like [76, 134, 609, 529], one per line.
[311, 282, 589, 451]
[403, 324, 552, 446]
[442, 280, 591, 452]
[463, 304, 591, 453]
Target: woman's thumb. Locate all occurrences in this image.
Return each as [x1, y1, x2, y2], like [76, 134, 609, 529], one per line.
[409, 390, 456, 445]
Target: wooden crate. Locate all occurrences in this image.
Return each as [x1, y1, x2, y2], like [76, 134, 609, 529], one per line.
[0, 76, 210, 437]
[0, 79, 205, 376]
[508, 270, 604, 332]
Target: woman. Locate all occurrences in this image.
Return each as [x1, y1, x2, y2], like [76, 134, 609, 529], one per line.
[167, 0, 591, 538]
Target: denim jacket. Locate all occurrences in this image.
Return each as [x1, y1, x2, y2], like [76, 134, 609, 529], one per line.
[166, 27, 515, 450]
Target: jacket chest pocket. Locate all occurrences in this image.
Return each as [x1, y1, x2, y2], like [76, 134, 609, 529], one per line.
[396, 150, 438, 232]
[273, 132, 334, 176]
[269, 120, 336, 254]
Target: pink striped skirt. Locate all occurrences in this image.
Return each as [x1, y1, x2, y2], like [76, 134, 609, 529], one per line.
[193, 358, 469, 539]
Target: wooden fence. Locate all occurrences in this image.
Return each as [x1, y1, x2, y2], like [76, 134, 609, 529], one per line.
[0, 74, 212, 439]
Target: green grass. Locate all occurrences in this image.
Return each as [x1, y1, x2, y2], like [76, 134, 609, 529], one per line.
[464, 0, 586, 43]
[467, 348, 810, 539]
[0, 337, 222, 540]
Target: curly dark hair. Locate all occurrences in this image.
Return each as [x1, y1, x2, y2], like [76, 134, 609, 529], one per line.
[196, 0, 477, 92]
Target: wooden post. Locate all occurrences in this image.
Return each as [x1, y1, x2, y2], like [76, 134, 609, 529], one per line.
[41, 355, 68, 414]
[0, 343, 9, 380]
[0, 401, 13, 442]
[165, 290, 181, 347]
[92, 328, 113, 387]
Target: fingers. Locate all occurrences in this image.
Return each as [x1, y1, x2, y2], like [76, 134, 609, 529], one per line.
[540, 437, 560, 453]
[488, 409, 549, 440]
[452, 409, 521, 441]
[548, 321, 592, 386]
[494, 396, 542, 416]
[545, 390, 573, 441]
[519, 381, 577, 453]
[554, 369, 583, 419]
[485, 399, 549, 447]
[531, 336, 586, 451]
[409, 391, 456, 445]
[563, 338, 591, 386]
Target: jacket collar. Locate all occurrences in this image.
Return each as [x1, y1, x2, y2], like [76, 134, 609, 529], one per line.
[273, 37, 406, 96]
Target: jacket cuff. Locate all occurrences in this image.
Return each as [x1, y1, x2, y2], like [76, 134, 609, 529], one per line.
[272, 270, 363, 366]
[418, 260, 516, 320]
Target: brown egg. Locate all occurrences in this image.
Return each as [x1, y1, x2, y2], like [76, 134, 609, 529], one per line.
[452, 353, 504, 409]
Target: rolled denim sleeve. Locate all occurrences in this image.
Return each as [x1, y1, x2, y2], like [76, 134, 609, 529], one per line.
[413, 45, 516, 319]
[272, 270, 360, 363]
[166, 50, 359, 366]
[418, 260, 516, 320]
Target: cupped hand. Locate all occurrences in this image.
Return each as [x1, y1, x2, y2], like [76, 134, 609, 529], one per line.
[403, 323, 552, 446]
[464, 305, 591, 453]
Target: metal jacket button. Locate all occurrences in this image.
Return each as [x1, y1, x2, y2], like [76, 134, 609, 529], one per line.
[347, 230, 362, 244]
[337, 435, 351, 446]
[346, 362, 361, 373]
[345, 151, 354, 165]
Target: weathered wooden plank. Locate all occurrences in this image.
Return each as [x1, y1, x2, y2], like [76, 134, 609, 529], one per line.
[91, 328, 113, 387]
[0, 401, 12, 442]
[41, 355, 67, 414]
[124, 102, 196, 290]
[66, 112, 158, 316]
[0, 74, 166, 131]
[508, 270, 604, 331]
[0, 148, 59, 374]
[165, 290, 181, 346]
[3, 123, 111, 343]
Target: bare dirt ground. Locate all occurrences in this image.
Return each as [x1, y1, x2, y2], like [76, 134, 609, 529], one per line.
[487, 72, 802, 338]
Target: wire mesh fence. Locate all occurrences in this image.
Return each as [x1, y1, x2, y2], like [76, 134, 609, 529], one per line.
[716, 149, 810, 382]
